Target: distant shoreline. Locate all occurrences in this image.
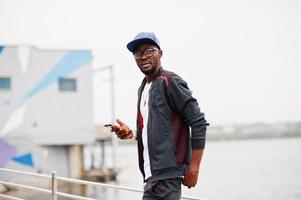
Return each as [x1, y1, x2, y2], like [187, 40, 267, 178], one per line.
[206, 132, 301, 141]
[207, 121, 301, 141]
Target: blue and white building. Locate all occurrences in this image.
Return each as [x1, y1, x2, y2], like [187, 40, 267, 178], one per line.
[0, 45, 95, 177]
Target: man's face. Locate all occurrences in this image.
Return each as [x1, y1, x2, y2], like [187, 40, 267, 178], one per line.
[133, 43, 162, 75]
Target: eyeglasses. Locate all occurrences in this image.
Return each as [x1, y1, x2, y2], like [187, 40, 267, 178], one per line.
[133, 48, 159, 59]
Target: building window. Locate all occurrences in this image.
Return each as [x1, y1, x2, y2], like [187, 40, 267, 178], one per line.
[0, 77, 11, 90]
[58, 78, 77, 92]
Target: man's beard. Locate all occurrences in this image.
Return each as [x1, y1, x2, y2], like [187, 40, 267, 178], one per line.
[140, 65, 155, 75]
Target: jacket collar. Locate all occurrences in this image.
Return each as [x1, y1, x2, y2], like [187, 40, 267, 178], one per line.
[141, 66, 164, 85]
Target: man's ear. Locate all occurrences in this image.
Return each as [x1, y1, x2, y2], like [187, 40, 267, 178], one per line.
[159, 50, 163, 57]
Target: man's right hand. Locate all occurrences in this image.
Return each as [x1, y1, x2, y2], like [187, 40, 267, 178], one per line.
[110, 119, 133, 140]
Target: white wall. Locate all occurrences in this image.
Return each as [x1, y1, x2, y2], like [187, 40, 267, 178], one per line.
[0, 45, 94, 174]
[0, 45, 95, 144]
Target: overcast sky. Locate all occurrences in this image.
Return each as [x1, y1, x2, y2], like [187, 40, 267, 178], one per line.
[1, 0, 300, 127]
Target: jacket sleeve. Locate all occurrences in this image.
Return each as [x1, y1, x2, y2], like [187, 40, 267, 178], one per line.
[167, 75, 209, 149]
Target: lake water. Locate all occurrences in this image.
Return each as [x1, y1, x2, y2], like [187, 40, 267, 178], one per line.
[87, 137, 301, 200]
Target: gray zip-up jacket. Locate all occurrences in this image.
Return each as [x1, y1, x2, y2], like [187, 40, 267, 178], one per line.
[136, 67, 209, 182]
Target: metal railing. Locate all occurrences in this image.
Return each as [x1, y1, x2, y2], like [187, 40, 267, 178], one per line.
[0, 168, 204, 200]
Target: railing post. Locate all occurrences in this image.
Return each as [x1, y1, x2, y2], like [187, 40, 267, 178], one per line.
[51, 171, 57, 200]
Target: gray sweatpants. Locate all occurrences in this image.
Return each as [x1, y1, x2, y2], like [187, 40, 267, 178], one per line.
[142, 178, 182, 200]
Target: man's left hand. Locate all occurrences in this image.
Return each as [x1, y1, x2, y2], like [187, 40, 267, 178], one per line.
[182, 164, 199, 188]
[182, 149, 204, 188]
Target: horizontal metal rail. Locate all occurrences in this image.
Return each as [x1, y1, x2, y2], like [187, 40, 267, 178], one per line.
[57, 176, 144, 193]
[0, 168, 203, 200]
[0, 180, 50, 194]
[0, 168, 51, 179]
[0, 193, 26, 200]
[57, 176, 202, 200]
